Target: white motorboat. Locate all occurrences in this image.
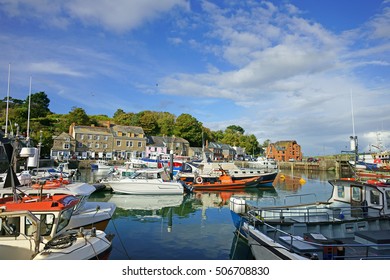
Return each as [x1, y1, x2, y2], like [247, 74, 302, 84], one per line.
[102, 167, 186, 195]
[90, 159, 113, 170]
[249, 157, 278, 170]
[0, 170, 32, 188]
[230, 178, 390, 260]
[0, 194, 113, 260]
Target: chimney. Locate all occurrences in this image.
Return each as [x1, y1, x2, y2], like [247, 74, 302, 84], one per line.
[69, 123, 76, 136]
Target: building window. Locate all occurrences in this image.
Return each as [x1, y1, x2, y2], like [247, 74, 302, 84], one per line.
[138, 142, 142, 148]
[63, 143, 70, 149]
[88, 135, 92, 140]
[117, 140, 121, 147]
[81, 135, 84, 140]
[103, 144, 108, 149]
[77, 142, 83, 148]
[104, 136, 108, 141]
[95, 143, 99, 148]
[96, 135, 100, 140]
[88, 143, 92, 148]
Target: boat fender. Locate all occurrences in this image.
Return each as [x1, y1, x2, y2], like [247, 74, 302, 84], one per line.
[195, 176, 203, 184]
[339, 210, 344, 220]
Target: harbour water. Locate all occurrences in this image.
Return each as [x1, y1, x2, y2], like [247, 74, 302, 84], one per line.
[80, 169, 339, 260]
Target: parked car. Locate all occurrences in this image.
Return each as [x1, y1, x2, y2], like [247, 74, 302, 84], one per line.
[307, 157, 318, 162]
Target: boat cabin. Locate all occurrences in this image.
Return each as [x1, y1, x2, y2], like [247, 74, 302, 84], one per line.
[328, 179, 390, 216]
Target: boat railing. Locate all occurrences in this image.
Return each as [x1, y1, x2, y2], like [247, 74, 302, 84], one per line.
[246, 211, 390, 260]
[283, 193, 317, 205]
[248, 204, 383, 223]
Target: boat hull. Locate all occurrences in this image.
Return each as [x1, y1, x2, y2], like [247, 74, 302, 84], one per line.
[108, 179, 184, 195]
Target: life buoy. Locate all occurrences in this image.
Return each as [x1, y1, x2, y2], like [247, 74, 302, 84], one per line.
[195, 176, 203, 184]
[32, 181, 62, 189]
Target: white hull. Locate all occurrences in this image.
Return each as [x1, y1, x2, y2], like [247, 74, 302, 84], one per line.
[107, 178, 184, 195]
[0, 211, 112, 260]
[68, 201, 116, 230]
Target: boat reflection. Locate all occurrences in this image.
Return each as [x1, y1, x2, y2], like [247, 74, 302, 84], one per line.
[186, 188, 278, 209]
[107, 193, 184, 211]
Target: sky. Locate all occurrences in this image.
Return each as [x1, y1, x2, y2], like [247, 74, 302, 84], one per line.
[0, 0, 389, 156]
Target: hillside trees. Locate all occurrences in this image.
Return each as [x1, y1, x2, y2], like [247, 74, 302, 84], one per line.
[0, 94, 266, 156]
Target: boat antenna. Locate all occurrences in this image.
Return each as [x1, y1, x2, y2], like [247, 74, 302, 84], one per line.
[350, 90, 355, 138]
[26, 76, 32, 146]
[5, 63, 11, 138]
[350, 90, 358, 166]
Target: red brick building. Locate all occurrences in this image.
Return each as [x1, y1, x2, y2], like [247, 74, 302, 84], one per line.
[266, 140, 302, 162]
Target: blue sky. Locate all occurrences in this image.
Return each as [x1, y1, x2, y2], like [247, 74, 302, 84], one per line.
[0, 0, 389, 156]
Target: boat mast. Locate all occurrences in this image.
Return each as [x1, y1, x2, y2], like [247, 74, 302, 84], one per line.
[350, 90, 358, 165]
[5, 63, 11, 138]
[26, 76, 32, 146]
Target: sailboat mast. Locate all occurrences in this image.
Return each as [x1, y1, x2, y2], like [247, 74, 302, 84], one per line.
[350, 90, 355, 138]
[5, 63, 11, 138]
[26, 76, 32, 146]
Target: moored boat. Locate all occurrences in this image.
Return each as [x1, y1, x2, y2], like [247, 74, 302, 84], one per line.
[184, 167, 276, 192]
[102, 167, 186, 195]
[0, 194, 113, 260]
[230, 178, 390, 260]
[181, 167, 278, 191]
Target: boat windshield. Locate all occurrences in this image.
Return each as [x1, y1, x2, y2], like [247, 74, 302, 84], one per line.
[56, 207, 74, 234]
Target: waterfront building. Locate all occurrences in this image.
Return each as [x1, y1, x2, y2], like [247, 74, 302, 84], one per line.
[51, 122, 146, 160]
[266, 140, 302, 162]
[145, 135, 190, 158]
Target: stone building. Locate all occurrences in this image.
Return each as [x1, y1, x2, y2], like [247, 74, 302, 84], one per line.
[51, 132, 77, 160]
[51, 122, 146, 160]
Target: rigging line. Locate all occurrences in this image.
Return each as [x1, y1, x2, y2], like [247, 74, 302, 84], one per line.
[231, 218, 244, 258]
[108, 217, 131, 260]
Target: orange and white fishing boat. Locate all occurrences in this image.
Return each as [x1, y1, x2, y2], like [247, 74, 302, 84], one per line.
[0, 193, 113, 260]
[185, 167, 267, 192]
[1, 177, 116, 231]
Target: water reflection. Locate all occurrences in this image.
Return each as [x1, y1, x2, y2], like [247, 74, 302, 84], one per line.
[83, 169, 338, 259]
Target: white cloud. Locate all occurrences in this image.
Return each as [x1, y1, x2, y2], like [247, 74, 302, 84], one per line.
[0, 0, 188, 32]
[28, 61, 86, 77]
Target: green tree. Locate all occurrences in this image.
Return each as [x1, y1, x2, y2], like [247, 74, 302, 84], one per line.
[226, 125, 245, 135]
[210, 129, 224, 142]
[138, 111, 158, 135]
[173, 114, 203, 146]
[67, 107, 90, 126]
[29, 92, 51, 118]
[156, 112, 175, 136]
